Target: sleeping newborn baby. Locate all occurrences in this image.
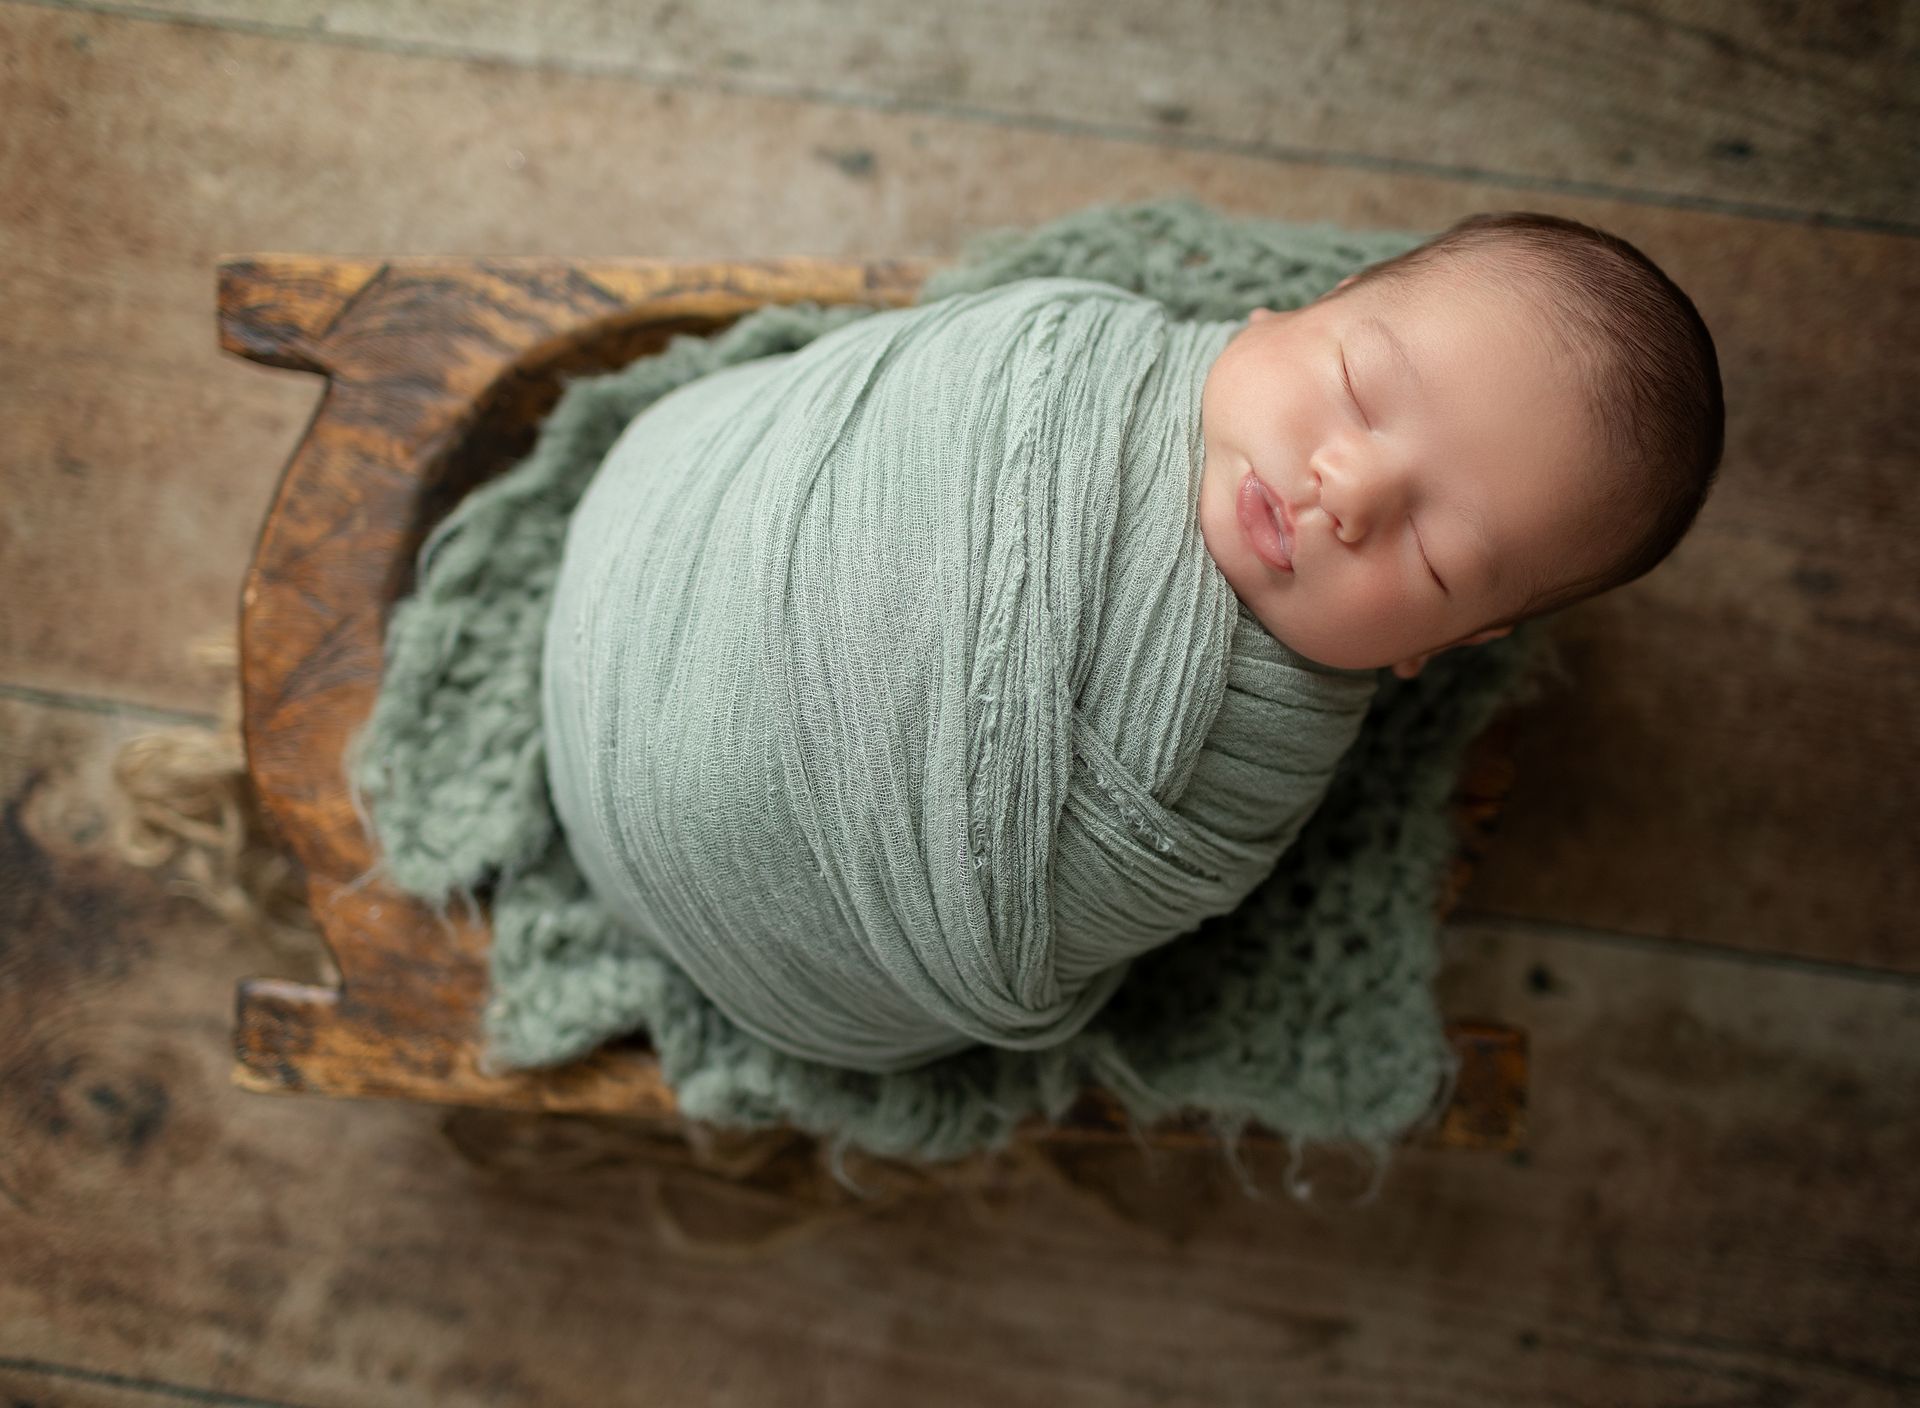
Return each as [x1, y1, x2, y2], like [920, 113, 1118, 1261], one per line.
[541, 212, 1723, 1073]
[1202, 216, 1721, 684]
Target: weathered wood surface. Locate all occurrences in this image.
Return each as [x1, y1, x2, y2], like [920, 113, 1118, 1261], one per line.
[4, 699, 1916, 1406]
[220, 252, 1527, 1148]
[74, 0, 1920, 228]
[5, 6, 1913, 972]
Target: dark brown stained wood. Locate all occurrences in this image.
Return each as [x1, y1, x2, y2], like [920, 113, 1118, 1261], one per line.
[222, 253, 1530, 1150]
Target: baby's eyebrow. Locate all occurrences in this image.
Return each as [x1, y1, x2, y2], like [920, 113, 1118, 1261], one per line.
[1364, 316, 1425, 396]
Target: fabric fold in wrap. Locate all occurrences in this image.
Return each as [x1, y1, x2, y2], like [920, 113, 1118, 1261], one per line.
[540, 275, 1380, 1073]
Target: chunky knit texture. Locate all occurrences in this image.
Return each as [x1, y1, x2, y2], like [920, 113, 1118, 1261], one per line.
[345, 195, 1562, 1181]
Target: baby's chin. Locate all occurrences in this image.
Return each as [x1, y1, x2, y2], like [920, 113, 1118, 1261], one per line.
[1243, 600, 1392, 672]
[1199, 527, 1384, 670]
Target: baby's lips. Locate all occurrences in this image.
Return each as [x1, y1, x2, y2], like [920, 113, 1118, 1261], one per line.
[1262, 478, 1298, 560]
[1237, 469, 1294, 572]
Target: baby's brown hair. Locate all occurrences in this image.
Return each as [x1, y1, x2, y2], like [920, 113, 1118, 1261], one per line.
[1328, 211, 1725, 632]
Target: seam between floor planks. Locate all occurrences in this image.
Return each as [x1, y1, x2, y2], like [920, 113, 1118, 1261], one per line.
[0, 1355, 324, 1408]
[0, 680, 223, 730]
[1449, 910, 1920, 989]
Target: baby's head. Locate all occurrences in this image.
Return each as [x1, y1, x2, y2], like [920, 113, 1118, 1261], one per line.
[1198, 211, 1725, 678]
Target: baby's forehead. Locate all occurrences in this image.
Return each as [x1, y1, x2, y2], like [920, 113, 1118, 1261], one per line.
[1365, 257, 1579, 345]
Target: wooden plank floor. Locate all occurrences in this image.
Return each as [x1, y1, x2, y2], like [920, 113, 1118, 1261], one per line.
[2, 2, 1916, 1403]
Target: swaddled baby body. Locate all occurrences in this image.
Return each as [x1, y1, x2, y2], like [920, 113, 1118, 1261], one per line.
[542, 223, 1724, 1073]
[544, 276, 1385, 1072]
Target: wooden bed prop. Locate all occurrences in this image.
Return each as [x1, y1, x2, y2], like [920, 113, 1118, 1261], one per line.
[218, 254, 1529, 1153]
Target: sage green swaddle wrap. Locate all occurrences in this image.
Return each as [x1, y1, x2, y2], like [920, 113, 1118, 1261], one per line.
[542, 275, 1379, 1072]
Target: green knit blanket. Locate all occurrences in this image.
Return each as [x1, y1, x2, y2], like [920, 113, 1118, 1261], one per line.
[346, 195, 1559, 1181]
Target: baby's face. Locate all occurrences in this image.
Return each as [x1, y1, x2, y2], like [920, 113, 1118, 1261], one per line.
[1198, 263, 1600, 675]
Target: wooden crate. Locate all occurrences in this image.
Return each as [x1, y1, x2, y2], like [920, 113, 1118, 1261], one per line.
[218, 255, 1528, 1153]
